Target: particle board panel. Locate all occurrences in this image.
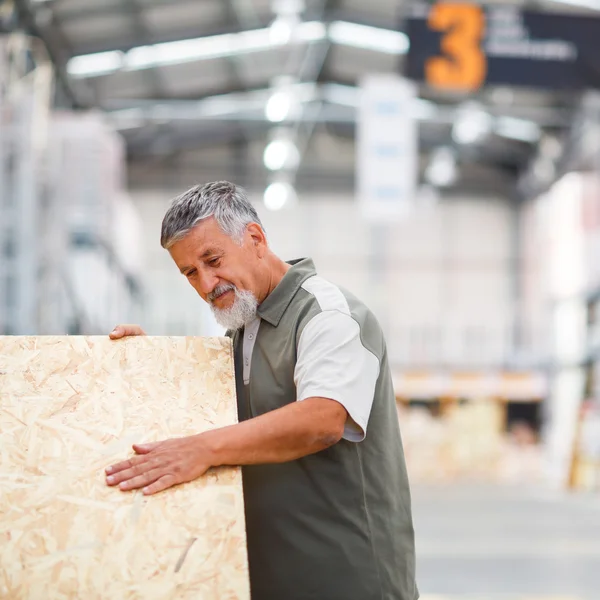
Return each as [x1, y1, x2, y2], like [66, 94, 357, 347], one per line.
[0, 336, 249, 600]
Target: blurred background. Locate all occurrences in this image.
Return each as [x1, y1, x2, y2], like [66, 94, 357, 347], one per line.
[1, 0, 600, 598]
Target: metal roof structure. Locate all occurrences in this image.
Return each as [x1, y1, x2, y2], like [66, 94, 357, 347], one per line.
[8, 0, 598, 194]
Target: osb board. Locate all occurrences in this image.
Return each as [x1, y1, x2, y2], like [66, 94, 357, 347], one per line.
[0, 336, 249, 600]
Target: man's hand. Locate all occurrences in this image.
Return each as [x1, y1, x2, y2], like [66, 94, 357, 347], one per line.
[109, 324, 146, 339]
[106, 398, 347, 496]
[105, 435, 212, 495]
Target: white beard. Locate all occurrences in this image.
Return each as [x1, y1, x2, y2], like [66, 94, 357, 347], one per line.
[209, 284, 258, 331]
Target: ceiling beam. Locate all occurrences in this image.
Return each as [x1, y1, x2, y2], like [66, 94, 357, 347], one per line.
[13, 0, 86, 107]
[120, 0, 168, 98]
[54, 0, 210, 22]
[103, 83, 571, 128]
[127, 154, 517, 198]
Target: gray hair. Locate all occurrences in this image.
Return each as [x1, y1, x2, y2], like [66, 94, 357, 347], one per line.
[160, 181, 264, 249]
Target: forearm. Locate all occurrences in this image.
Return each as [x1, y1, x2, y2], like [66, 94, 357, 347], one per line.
[202, 397, 346, 467]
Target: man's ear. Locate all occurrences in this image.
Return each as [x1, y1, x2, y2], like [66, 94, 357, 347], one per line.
[246, 223, 267, 257]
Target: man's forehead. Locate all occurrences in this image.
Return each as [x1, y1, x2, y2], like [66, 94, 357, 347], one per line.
[169, 221, 228, 265]
[187, 219, 229, 250]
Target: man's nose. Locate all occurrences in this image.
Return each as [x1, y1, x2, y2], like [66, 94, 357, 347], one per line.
[197, 270, 219, 297]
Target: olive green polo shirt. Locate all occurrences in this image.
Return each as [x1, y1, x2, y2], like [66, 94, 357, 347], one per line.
[229, 258, 418, 600]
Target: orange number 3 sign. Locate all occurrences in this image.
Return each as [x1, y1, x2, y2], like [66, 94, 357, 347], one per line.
[425, 3, 487, 92]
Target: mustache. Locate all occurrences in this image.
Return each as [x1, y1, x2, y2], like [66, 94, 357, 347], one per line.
[207, 283, 236, 303]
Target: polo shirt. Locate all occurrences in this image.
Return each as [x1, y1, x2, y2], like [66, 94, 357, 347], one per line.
[229, 258, 418, 600]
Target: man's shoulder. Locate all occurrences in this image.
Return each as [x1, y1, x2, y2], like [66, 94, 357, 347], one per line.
[299, 275, 385, 351]
[298, 275, 370, 319]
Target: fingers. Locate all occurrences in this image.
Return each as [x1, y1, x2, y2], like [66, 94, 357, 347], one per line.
[107, 455, 158, 482]
[105, 435, 208, 496]
[143, 474, 178, 495]
[116, 467, 166, 491]
[105, 457, 140, 477]
[109, 324, 146, 339]
[133, 442, 160, 454]
[105, 457, 179, 495]
[105, 441, 163, 480]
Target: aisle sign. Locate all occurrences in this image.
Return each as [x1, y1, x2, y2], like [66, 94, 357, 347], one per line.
[407, 2, 600, 92]
[356, 75, 418, 222]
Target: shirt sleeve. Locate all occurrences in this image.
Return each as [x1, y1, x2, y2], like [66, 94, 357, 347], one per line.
[294, 310, 380, 442]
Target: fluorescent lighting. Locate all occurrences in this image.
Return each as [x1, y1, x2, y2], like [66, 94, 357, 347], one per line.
[265, 91, 293, 122]
[328, 21, 409, 54]
[264, 182, 296, 211]
[322, 83, 359, 107]
[322, 83, 437, 119]
[67, 50, 124, 77]
[68, 22, 327, 78]
[125, 29, 275, 70]
[495, 116, 541, 143]
[299, 21, 328, 41]
[263, 138, 300, 171]
[426, 147, 457, 188]
[67, 21, 409, 78]
[452, 103, 493, 145]
[270, 16, 296, 44]
[109, 107, 146, 130]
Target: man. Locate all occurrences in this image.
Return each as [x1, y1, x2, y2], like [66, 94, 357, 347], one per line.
[107, 181, 418, 600]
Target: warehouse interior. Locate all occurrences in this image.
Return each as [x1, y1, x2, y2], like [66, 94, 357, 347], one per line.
[2, 0, 600, 598]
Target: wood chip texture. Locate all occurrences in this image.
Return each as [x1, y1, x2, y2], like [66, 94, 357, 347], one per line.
[0, 336, 249, 600]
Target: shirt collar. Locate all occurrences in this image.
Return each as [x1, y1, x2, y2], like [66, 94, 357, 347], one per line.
[257, 257, 317, 327]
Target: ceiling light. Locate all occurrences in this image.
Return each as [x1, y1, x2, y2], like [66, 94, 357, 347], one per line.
[67, 50, 124, 77]
[271, 0, 305, 14]
[322, 83, 359, 107]
[265, 90, 293, 122]
[297, 21, 327, 42]
[264, 181, 297, 211]
[67, 22, 327, 78]
[425, 147, 458, 188]
[125, 29, 274, 70]
[265, 76, 300, 122]
[263, 138, 300, 171]
[269, 15, 300, 44]
[322, 83, 437, 120]
[67, 21, 410, 78]
[109, 108, 146, 130]
[494, 116, 541, 143]
[452, 102, 493, 145]
[328, 21, 409, 54]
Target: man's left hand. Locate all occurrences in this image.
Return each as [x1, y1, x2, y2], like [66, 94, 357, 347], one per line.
[105, 435, 211, 495]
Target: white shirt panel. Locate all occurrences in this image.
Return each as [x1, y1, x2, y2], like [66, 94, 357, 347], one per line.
[294, 310, 380, 442]
[301, 275, 350, 314]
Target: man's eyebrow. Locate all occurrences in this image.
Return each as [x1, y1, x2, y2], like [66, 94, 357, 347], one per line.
[180, 249, 223, 272]
[201, 248, 224, 259]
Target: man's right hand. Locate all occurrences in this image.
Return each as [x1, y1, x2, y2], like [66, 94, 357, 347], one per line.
[109, 324, 147, 339]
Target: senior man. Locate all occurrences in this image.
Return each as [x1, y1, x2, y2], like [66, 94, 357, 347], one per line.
[106, 181, 418, 600]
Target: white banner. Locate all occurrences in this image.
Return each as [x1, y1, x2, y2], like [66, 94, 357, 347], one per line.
[357, 75, 418, 221]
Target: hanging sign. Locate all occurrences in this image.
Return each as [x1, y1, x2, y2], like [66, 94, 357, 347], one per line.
[357, 75, 418, 221]
[406, 2, 600, 92]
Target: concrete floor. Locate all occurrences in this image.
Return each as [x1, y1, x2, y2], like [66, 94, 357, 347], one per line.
[411, 483, 600, 600]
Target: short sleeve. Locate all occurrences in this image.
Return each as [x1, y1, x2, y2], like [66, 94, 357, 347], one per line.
[294, 311, 380, 442]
